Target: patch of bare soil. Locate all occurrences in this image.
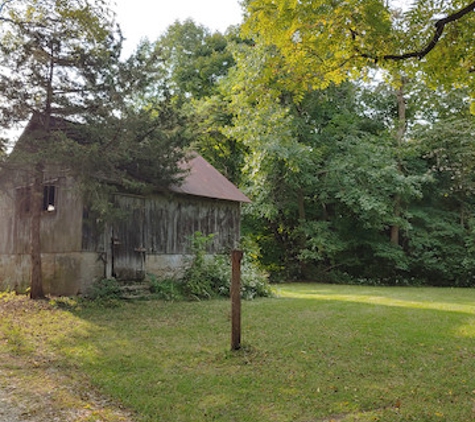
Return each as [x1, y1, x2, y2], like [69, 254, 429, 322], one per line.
[0, 356, 135, 422]
[0, 294, 135, 422]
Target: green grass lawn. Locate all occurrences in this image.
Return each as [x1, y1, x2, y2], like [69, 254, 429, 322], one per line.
[1, 283, 475, 421]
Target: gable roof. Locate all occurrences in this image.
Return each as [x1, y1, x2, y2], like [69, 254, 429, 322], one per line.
[9, 114, 251, 204]
[171, 155, 251, 203]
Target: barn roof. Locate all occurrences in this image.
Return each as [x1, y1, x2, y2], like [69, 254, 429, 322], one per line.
[10, 114, 251, 203]
[171, 155, 251, 203]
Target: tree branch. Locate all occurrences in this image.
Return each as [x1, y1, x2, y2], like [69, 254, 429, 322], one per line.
[0, 0, 14, 14]
[0, 0, 16, 24]
[363, 1, 475, 62]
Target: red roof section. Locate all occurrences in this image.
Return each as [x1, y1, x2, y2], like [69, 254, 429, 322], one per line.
[170, 155, 251, 203]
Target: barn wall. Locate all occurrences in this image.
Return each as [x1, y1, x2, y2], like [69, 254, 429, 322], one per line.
[0, 254, 30, 292]
[146, 254, 190, 279]
[13, 175, 84, 254]
[0, 252, 103, 295]
[0, 173, 95, 294]
[82, 193, 241, 253]
[143, 194, 241, 254]
[82, 192, 242, 281]
[0, 173, 83, 254]
[42, 252, 103, 295]
[143, 195, 241, 279]
[1, 182, 243, 293]
[0, 180, 17, 254]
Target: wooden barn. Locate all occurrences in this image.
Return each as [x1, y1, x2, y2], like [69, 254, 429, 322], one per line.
[0, 151, 250, 296]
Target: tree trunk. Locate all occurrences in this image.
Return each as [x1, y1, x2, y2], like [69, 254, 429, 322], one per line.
[390, 82, 406, 246]
[390, 218, 400, 245]
[29, 41, 54, 299]
[297, 187, 309, 278]
[30, 163, 45, 299]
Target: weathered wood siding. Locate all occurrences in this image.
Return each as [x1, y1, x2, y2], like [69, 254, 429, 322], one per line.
[143, 194, 240, 254]
[0, 174, 83, 255]
[0, 184, 15, 255]
[110, 195, 146, 280]
[0, 173, 99, 294]
[82, 193, 241, 256]
[81, 192, 241, 281]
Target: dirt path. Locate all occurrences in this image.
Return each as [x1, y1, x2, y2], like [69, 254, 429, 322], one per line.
[0, 363, 135, 422]
[0, 361, 136, 422]
[0, 381, 23, 422]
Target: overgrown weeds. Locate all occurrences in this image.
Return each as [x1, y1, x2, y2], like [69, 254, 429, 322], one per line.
[85, 232, 272, 303]
[172, 232, 272, 301]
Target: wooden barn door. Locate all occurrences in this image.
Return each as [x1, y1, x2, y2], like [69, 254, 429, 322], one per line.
[111, 196, 146, 281]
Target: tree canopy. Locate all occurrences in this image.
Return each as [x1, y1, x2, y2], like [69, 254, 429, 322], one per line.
[242, 0, 475, 106]
[182, 10, 475, 285]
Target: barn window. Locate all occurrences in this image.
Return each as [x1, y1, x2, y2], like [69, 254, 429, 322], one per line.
[16, 185, 57, 215]
[43, 185, 57, 212]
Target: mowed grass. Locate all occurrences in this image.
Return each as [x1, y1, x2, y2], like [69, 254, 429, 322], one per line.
[1, 283, 475, 421]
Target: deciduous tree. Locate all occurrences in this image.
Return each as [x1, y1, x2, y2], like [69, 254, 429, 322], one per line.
[243, 0, 475, 105]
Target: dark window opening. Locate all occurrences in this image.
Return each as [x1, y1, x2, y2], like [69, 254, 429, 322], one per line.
[43, 185, 57, 212]
[17, 184, 57, 216]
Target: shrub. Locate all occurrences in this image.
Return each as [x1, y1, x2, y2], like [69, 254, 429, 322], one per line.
[181, 232, 217, 300]
[87, 278, 122, 303]
[156, 232, 273, 301]
[148, 274, 184, 301]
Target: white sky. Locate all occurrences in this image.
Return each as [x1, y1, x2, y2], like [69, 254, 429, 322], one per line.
[113, 0, 244, 55]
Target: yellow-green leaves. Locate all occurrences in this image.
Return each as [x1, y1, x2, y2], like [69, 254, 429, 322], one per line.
[243, 0, 393, 93]
[243, 0, 475, 102]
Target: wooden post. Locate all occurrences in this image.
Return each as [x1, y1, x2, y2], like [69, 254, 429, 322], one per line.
[231, 249, 243, 351]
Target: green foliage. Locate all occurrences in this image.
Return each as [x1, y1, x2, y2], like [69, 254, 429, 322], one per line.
[154, 232, 272, 301]
[243, 0, 475, 100]
[240, 256, 274, 299]
[144, 20, 247, 186]
[0, 0, 122, 130]
[148, 275, 184, 301]
[0, 0, 188, 197]
[201, 252, 273, 300]
[87, 278, 122, 304]
[215, 34, 475, 286]
[181, 232, 217, 300]
[156, 19, 235, 100]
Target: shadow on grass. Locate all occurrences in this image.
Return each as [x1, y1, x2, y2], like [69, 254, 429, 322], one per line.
[48, 284, 475, 422]
[3, 287, 471, 421]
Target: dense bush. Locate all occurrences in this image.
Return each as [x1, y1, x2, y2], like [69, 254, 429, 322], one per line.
[153, 232, 272, 301]
[86, 278, 123, 306]
[149, 275, 184, 301]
